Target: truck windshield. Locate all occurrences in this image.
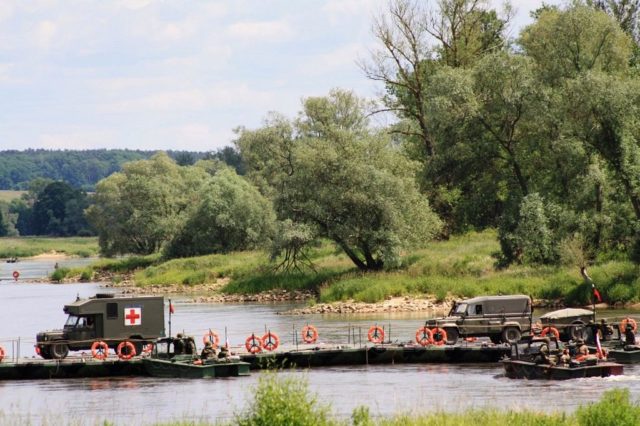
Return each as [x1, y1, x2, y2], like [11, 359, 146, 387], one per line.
[64, 315, 79, 327]
[454, 303, 467, 315]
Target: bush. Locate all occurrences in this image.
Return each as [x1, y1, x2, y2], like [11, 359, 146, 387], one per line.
[79, 269, 93, 281]
[51, 267, 70, 282]
[235, 373, 335, 426]
[576, 389, 640, 426]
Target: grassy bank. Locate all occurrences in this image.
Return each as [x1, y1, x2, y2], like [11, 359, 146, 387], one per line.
[155, 374, 637, 426]
[0, 190, 26, 202]
[0, 236, 99, 258]
[17, 228, 625, 305]
[88, 230, 640, 306]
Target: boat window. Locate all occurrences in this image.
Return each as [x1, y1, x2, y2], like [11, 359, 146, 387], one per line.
[64, 315, 79, 327]
[475, 305, 483, 315]
[454, 303, 467, 315]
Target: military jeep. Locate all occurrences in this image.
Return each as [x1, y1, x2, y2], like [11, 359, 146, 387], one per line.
[425, 295, 532, 344]
[36, 293, 165, 359]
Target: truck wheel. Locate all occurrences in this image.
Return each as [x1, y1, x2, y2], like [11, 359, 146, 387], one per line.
[443, 327, 459, 345]
[490, 335, 502, 344]
[39, 346, 52, 359]
[501, 327, 521, 344]
[50, 342, 69, 359]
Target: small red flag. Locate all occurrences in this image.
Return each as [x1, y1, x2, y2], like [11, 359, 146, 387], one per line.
[592, 284, 602, 303]
[169, 302, 175, 314]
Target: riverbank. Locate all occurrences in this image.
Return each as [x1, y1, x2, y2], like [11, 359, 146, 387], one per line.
[0, 236, 98, 258]
[13, 231, 640, 311]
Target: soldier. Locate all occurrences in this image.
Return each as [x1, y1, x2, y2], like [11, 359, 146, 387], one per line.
[535, 338, 555, 365]
[200, 341, 217, 360]
[173, 333, 185, 355]
[218, 345, 230, 359]
[575, 339, 589, 361]
[560, 348, 571, 365]
[185, 336, 196, 355]
[624, 323, 638, 349]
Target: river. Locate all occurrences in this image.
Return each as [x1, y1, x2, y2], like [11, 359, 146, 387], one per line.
[1, 277, 640, 424]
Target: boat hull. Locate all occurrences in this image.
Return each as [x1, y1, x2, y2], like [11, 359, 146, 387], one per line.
[142, 358, 250, 378]
[502, 360, 623, 380]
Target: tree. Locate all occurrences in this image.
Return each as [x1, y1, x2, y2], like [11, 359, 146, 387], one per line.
[163, 169, 276, 258]
[30, 181, 92, 236]
[86, 152, 209, 255]
[361, 0, 510, 233]
[519, 4, 633, 85]
[236, 89, 442, 271]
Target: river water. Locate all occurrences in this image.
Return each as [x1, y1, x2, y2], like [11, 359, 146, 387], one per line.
[1, 278, 640, 424]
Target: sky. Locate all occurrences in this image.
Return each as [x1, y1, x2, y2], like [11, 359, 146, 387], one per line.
[0, 0, 564, 152]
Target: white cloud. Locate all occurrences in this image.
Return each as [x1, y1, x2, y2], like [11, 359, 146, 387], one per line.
[38, 129, 114, 149]
[297, 43, 362, 76]
[34, 20, 57, 49]
[102, 89, 208, 113]
[227, 20, 294, 42]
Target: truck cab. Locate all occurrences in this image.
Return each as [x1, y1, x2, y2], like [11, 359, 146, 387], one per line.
[36, 293, 165, 359]
[425, 295, 533, 344]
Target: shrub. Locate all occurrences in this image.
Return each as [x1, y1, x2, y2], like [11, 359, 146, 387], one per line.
[80, 269, 93, 281]
[576, 388, 640, 426]
[51, 267, 70, 282]
[235, 373, 335, 426]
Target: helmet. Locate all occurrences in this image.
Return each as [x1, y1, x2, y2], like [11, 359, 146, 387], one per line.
[176, 333, 183, 338]
[205, 341, 212, 347]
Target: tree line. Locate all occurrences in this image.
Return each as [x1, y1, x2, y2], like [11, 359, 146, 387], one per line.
[7, 1, 640, 275]
[0, 147, 244, 237]
[0, 148, 244, 191]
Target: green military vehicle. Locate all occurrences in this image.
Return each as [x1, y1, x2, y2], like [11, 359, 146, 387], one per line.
[425, 295, 533, 344]
[36, 293, 165, 359]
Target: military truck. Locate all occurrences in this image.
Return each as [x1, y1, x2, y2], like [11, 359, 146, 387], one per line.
[36, 293, 165, 359]
[425, 295, 533, 344]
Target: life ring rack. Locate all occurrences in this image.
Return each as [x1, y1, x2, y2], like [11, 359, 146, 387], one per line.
[301, 325, 319, 344]
[117, 340, 136, 361]
[91, 341, 109, 360]
[367, 326, 385, 344]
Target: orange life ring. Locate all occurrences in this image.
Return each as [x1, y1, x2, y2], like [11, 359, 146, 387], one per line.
[540, 326, 560, 340]
[262, 331, 280, 351]
[117, 341, 136, 360]
[367, 326, 385, 344]
[0, 345, 4, 362]
[415, 327, 433, 346]
[301, 325, 319, 344]
[12, 271, 19, 279]
[91, 341, 109, 360]
[203, 330, 220, 348]
[245, 334, 262, 354]
[431, 327, 447, 345]
[142, 343, 154, 354]
[621, 318, 638, 333]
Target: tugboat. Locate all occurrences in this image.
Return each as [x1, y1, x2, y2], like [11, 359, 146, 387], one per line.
[142, 337, 250, 379]
[502, 337, 623, 380]
[584, 318, 640, 364]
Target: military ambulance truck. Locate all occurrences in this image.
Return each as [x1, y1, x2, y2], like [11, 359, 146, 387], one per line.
[36, 293, 165, 359]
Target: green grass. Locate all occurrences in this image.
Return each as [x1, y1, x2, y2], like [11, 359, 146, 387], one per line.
[0, 236, 99, 258]
[0, 190, 26, 202]
[152, 381, 638, 426]
[42, 229, 637, 306]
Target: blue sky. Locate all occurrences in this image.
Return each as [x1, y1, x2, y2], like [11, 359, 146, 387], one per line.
[0, 0, 563, 152]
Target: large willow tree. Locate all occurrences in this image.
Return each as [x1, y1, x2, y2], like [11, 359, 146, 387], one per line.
[235, 89, 441, 271]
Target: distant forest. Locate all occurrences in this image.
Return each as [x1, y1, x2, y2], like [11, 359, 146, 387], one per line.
[0, 148, 243, 190]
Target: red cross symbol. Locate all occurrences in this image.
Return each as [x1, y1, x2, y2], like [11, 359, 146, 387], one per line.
[125, 309, 141, 325]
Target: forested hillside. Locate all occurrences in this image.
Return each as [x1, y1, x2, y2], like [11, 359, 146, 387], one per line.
[0, 149, 216, 190]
